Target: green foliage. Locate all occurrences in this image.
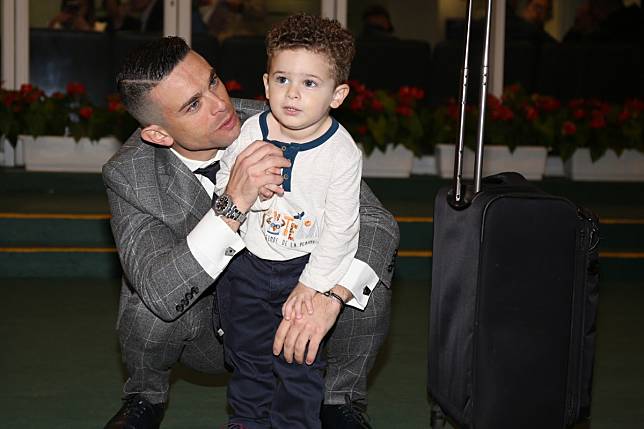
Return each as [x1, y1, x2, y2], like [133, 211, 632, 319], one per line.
[1, 83, 138, 147]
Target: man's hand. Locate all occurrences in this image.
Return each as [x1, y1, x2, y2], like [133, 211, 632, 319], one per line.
[225, 140, 290, 213]
[273, 286, 351, 365]
[282, 282, 317, 321]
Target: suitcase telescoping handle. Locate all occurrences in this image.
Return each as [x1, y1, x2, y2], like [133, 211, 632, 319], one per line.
[449, 0, 494, 210]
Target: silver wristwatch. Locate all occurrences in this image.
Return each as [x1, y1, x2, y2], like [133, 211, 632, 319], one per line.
[213, 193, 247, 224]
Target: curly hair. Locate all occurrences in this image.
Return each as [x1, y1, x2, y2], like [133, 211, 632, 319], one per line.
[266, 14, 355, 85]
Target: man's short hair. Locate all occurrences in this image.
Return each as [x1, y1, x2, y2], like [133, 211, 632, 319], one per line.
[116, 36, 191, 126]
[265, 14, 356, 85]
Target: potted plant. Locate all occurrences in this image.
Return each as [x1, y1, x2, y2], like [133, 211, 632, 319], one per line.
[556, 98, 644, 181]
[335, 81, 431, 177]
[1, 82, 138, 172]
[435, 84, 554, 181]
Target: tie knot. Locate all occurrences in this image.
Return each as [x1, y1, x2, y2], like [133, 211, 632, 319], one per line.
[193, 161, 220, 186]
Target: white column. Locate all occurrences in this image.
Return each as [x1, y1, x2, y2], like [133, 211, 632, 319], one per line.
[164, 0, 192, 45]
[15, 0, 29, 87]
[489, 0, 505, 97]
[164, 0, 178, 37]
[1, 0, 16, 89]
[321, 0, 347, 27]
[2, 0, 28, 89]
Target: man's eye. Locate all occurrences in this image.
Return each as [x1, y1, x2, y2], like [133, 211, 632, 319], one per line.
[187, 99, 200, 112]
[209, 76, 218, 88]
[304, 80, 317, 88]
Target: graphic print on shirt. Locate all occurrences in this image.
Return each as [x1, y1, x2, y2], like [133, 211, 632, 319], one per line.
[261, 205, 319, 251]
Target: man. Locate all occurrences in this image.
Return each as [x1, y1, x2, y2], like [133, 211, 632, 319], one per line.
[103, 36, 398, 429]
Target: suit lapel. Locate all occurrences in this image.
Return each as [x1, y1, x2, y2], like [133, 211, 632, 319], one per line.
[155, 145, 212, 221]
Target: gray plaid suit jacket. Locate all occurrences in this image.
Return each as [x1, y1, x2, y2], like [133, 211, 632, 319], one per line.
[104, 98, 398, 322]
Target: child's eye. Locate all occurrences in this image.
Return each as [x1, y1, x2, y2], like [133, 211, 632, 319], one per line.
[304, 80, 317, 88]
[276, 76, 288, 84]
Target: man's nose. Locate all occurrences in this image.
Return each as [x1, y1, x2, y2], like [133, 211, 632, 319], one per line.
[207, 92, 227, 115]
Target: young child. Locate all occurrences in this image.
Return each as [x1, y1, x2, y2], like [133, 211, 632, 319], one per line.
[215, 13, 361, 429]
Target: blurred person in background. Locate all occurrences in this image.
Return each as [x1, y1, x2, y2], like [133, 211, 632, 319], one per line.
[49, 0, 97, 31]
[360, 4, 396, 39]
[201, 0, 267, 41]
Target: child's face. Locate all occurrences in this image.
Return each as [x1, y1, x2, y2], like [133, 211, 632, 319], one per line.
[263, 49, 348, 138]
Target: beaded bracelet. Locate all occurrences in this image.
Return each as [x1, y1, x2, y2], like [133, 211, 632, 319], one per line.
[322, 290, 346, 310]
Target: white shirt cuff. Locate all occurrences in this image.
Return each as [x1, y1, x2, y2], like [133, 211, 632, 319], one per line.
[186, 209, 246, 280]
[337, 259, 380, 310]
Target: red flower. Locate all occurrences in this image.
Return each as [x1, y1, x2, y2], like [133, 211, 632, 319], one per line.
[52, 91, 66, 100]
[562, 121, 577, 136]
[350, 96, 365, 111]
[506, 83, 521, 94]
[618, 109, 631, 124]
[536, 96, 560, 112]
[487, 94, 502, 110]
[447, 100, 459, 121]
[395, 105, 413, 117]
[626, 99, 644, 112]
[349, 80, 367, 94]
[524, 105, 538, 121]
[568, 99, 585, 110]
[225, 80, 243, 92]
[19, 83, 33, 95]
[66, 82, 86, 96]
[371, 98, 384, 112]
[79, 106, 93, 120]
[573, 108, 586, 119]
[410, 87, 425, 100]
[589, 111, 606, 129]
[108, 100, 124, 112]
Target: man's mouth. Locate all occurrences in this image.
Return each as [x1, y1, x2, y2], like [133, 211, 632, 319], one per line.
[217, 113, 237, 131]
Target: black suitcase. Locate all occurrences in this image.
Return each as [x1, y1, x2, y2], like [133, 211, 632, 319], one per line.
[427, 1, 600, 428]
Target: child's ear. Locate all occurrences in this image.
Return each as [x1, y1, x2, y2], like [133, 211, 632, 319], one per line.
[263, 73, 270, 100]
[330, 83, 350, 109]
[140, 125, 174, 147]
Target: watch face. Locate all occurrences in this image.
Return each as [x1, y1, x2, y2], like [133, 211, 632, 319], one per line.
[215, 194, 230, 213]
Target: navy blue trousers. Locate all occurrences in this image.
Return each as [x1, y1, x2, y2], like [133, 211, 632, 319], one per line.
[218, 250, 325, 429]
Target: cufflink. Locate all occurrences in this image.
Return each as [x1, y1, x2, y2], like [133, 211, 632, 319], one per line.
[217, 328, 225, 337]
[363, 286, 371, 296]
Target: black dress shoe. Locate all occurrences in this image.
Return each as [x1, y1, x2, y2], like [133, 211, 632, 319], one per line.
[320, 394, 373, 429]
[104, 394, 165, 429]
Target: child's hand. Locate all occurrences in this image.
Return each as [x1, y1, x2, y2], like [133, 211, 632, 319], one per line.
[282, 282, 317, 320]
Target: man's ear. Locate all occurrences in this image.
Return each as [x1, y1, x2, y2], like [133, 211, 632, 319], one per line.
[330, 83, 350, 109]
[262, 73, 270, 100]
[140, 125, 174, 147]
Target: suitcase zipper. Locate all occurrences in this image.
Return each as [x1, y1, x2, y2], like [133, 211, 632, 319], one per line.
[566, 208, 598, 425]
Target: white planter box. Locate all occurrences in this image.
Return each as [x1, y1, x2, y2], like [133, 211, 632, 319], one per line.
[411, 155, 437, 175]
[361, 144, 414, 178]
[2, 137, 25, 167]
[22, 135, 121, 173]
[435, 144, 548, 181]
[544, 155, 565, 177]
[565, 148, 644, 182]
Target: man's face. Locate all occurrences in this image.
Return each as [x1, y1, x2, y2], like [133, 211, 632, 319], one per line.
[148, 51, 240, 160]
[524, 0, 550, 24]
[263, 49, 347, 141]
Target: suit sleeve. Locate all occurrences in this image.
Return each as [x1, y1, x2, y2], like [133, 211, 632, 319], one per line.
[353, 181, 400, 286]
[103, 162, 242, 322]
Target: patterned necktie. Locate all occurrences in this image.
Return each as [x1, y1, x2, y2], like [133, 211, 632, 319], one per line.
[193, 160, 220, 186]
